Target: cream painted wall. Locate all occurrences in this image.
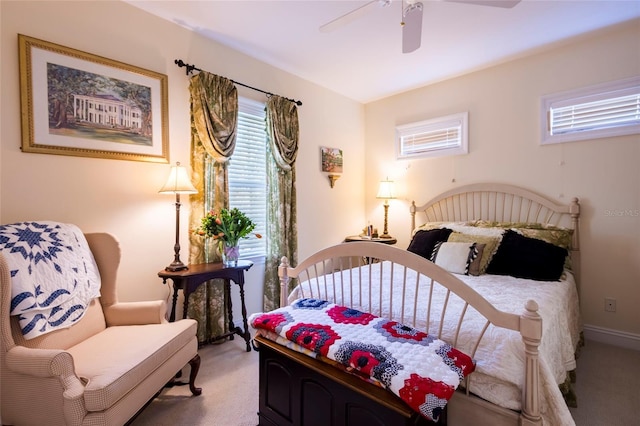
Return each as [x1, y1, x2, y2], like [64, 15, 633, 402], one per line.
[1, 1, 637, 340]
[364, 20, 640, 336]
[0, 1, 365, 317]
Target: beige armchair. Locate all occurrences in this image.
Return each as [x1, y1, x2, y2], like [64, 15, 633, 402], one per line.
[0, 232, 201, 425]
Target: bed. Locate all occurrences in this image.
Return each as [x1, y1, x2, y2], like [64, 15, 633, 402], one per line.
[251, 183, 581, 426]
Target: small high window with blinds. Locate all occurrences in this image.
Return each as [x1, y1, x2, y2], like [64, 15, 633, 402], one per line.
[228, 97, 267, 259]
[541, 76, 640, 145]
[396, 112, 468, 159]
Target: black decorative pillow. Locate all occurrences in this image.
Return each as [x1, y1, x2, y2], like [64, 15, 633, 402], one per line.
[407, 228, 453, 260]
[486, 230, 568, 281]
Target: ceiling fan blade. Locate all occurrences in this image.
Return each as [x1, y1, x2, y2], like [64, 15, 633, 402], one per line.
[402, 2, 423, 53]
[319, 0, 390, 33]
[444, 0, 521, 8]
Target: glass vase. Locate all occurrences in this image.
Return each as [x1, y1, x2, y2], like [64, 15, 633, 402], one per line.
[204, 238, 216, 264]
[221, 241, 240, 267]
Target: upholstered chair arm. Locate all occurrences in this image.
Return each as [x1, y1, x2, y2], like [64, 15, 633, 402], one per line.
[103, 300, 168, 326]
[6, 346, 78, 378]
[5, 346, 87, 425]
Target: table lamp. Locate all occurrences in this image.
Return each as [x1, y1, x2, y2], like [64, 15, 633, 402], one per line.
[159, 162, 197, 271]
[376, 178, 395, 239]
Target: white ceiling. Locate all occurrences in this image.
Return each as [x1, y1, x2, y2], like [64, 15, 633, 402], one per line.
[125, 0, 640, 103]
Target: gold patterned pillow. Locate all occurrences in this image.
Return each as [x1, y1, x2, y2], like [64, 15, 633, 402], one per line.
[447, 232, 502, 274]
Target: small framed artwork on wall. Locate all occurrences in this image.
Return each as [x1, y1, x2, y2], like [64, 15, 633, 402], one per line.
[321, 146, 343, 173]
[321, 146, 343, 188]
[18, 34, 169, 163]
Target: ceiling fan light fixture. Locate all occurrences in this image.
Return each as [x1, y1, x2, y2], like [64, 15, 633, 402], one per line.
[403, 1, 423, 17]
[324, 0, 513, 54]
[402, 0, 423, 53]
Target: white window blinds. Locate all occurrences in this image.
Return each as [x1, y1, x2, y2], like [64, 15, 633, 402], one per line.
[396, 112, 468, 159]
[228, 98, 267, 259]
[542, 76, 640, 145]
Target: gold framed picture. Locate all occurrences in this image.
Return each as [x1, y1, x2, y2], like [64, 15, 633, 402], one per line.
[18, 34, 169, 163]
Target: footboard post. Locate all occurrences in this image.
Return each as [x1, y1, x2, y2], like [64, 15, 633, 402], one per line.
[520, 300, 543, 425]
[278, 256, 291, 308]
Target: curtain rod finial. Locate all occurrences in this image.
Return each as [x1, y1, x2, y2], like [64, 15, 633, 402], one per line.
[175, 59, 197, 75]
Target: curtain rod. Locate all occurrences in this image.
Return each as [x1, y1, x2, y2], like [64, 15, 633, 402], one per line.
[174, 59, 303, 106]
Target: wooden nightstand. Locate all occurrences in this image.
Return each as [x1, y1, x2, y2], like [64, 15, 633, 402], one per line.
[343, 235, 397, 264]
[344, 235, 397, 245]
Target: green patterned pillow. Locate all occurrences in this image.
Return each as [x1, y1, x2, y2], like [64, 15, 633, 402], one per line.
[473, 221, 574, 249]
[516, 228, 574, 250]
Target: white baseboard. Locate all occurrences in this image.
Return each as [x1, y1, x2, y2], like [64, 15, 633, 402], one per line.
[583, 324, 640, 351]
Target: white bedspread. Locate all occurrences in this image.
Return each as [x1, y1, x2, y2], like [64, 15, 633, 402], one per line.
[289, 261, 580, 426]
[0, 221, 101, 339]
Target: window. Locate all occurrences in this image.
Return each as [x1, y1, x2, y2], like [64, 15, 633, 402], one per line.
[228, 98, 267, 259]
[396, 112, 468, 159]
[541, 76, 640, 145]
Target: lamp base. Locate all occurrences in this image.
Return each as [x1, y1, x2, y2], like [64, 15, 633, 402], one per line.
[165, 261, 188, 272]
[378, 233, 393, 239]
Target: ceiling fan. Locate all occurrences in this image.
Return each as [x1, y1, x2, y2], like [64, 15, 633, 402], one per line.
[319, 0, 521, 54]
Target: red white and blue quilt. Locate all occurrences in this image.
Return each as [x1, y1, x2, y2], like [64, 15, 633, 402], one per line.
[250, 298, 476, 422]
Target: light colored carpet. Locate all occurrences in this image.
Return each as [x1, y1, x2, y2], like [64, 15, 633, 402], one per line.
[131, 338, 638, 426]
[569, 339, 640, 426]
[131, 337, 259, 426]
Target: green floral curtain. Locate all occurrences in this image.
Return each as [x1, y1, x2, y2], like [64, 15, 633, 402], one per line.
[187, 71, 238, 343]
[263, 96, 299, 312]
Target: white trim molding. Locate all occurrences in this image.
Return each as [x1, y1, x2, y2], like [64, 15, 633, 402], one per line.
[583, 324, 640, 351]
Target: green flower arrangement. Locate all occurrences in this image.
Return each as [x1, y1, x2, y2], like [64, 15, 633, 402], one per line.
[194, 208, 261, 247]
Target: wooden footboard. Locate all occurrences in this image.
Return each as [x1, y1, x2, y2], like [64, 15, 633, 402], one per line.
[277, 242, 543, 425]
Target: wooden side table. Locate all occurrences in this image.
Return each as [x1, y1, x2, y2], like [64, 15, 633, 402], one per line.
[158, 260, 253, 351]
[344, 235, 397, 245]
[344, 235, 397, 264]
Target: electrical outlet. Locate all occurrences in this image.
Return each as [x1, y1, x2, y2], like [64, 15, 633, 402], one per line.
[605, 298, 616, 312]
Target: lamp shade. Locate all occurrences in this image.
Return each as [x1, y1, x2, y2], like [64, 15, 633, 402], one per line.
[159, 162, 197, 194]
[376, 179, 395, 200]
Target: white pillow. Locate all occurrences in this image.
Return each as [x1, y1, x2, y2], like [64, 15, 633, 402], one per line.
[430, 241, 480, 275]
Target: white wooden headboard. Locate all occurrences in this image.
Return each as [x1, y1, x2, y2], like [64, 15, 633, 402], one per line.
[410, 182, 581, 286]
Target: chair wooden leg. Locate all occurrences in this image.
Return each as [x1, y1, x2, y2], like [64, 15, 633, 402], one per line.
[188, 354, 202, 396]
